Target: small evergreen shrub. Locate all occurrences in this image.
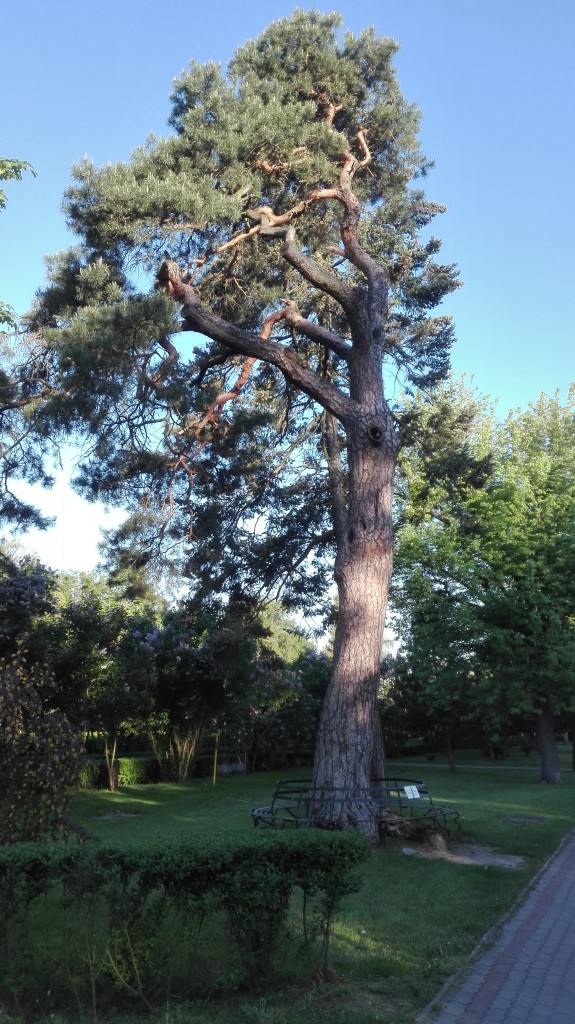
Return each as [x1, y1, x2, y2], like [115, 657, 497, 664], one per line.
[77, 758, 103, 789]
[76, 756, 160, 789]
[117, 757, 160, 786]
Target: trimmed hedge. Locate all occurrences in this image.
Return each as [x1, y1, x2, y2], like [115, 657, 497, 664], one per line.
[0, 828, 368, 1014]
[77, 756, 160, 789]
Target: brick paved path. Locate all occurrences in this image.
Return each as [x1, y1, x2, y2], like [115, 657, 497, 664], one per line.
[417, 829, 575, 1024]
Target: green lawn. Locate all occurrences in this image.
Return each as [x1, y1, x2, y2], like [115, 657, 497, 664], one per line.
[52, 755, 575, 1024]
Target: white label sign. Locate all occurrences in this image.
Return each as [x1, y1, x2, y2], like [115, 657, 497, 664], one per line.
[404, 786, 420, 799]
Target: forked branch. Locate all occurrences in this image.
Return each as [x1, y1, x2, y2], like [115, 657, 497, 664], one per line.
[156, 263, 354, 423]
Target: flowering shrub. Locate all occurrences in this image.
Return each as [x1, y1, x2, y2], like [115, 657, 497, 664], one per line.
[0, 656, 82, 843]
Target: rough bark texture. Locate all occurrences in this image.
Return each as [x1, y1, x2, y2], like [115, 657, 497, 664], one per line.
[371, 706, 387, 781]
[311, 414, 397, 838]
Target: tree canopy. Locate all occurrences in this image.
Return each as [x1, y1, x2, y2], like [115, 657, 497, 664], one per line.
[12, 11, 460, 833]
[393, 384, 575, 780]
[24, 11, 457, 563]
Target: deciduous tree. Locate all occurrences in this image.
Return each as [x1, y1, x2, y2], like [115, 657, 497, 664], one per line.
[473, 391, 575, 782]
[148, 594, 266, 780]
[394, 385, 575, 782]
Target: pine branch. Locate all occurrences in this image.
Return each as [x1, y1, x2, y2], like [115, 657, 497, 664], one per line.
[157, 264, 355, 424]
[279, 239, 357, 316]
[280, 302, 351, 361]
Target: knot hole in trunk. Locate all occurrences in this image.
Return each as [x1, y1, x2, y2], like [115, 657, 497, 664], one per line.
[368, 423, 383, 445]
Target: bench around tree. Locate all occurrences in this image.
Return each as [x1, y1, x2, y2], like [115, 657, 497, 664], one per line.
[250, 777, 461, 839]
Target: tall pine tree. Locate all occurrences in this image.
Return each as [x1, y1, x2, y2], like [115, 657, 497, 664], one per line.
[25, 12, 459, 835]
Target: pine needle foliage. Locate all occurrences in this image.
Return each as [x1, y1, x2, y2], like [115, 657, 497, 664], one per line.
[22, 11, 458, 609]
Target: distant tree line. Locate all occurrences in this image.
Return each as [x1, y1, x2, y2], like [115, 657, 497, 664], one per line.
[0, 546, 328, 841]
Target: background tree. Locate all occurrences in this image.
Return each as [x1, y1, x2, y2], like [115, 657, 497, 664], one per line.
[392, 569, 483, 769]
[0, 158, 36, 327]
[24, 570, 162, 789]
[472, 391, 575, 782]
[0, 553, 81, 838]
[0, 546, 56, 659]
[24, 12, 459, 834]
[0, 655, 81, 843]
[393, 385, 575, 782]
[218, 604, 327, 772]
[148, 593, 269, 780]
[390, 381, 495, 763]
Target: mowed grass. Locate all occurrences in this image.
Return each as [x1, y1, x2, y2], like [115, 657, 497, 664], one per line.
[60, 757, 575, 1024]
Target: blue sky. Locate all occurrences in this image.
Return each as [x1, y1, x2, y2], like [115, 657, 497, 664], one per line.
[1, 0, 574, 568]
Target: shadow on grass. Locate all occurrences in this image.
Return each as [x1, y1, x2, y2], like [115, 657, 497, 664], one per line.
[60, 764, 575, 1024]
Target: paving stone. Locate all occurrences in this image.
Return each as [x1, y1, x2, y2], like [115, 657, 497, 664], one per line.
[416, 829, 575, 1024]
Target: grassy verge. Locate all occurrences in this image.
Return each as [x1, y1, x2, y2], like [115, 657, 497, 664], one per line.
[6, 760, 574, 1024]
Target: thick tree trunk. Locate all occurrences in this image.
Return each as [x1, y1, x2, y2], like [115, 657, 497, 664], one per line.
[166, 155, 403, 837]
[311, 406, 397, 839]
[311, 549, 392, 837]
[536, 703, 562, 783]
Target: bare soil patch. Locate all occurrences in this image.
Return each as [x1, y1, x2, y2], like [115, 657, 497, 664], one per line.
[402, 842, 525, 868]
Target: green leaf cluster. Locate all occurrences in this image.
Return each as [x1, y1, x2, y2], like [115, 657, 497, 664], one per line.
[0, 655, 82, 843]
[9, 12, 460, 620]
[0, 829, 368, 1008]
[392, 383, 575, 752]
[0, 156, 35, 210]
[0, 158, 36, 327]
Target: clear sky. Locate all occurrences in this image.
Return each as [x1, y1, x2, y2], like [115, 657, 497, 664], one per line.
[1, 0, 574, 569]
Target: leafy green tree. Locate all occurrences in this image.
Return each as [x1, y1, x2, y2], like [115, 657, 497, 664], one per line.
[392, 569, 483, 768]
[394, 385, 575, 782]
[27, 571, 162, 790]
[471, 391, 575, 782]
[148, 594, 267, 780]
[0, 158, 36, 327]
[390, 382, 496, 762]
[0, 554, 83, 836]
[0, 547, 56, 658]
[24, 13, 459, 833]
[218, 605, 327, 772]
